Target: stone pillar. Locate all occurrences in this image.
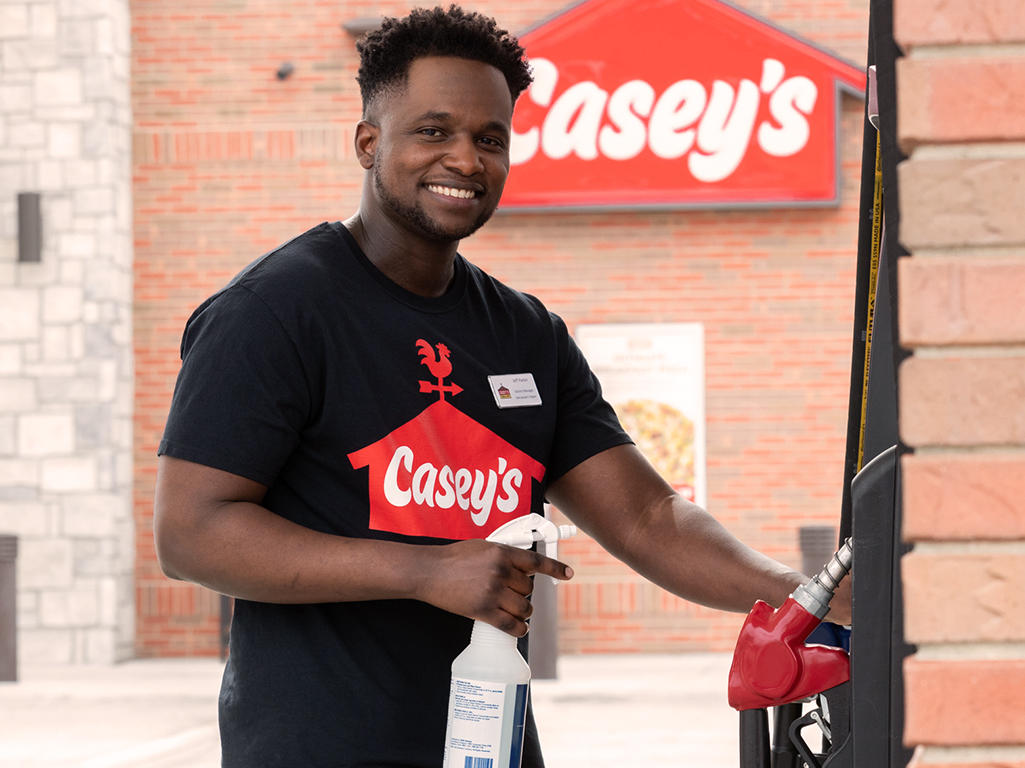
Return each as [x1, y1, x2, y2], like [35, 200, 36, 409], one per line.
[0, 0, 134, 663]
[895, 1, 1025, 765]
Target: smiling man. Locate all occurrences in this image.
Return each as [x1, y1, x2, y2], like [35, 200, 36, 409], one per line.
[154, 6, 848, 768]
[360, 56, 512, 244]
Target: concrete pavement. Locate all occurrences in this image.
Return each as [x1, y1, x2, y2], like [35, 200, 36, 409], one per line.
[0, 653, 741, 767]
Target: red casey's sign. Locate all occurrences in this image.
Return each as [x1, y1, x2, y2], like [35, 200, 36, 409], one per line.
[502, 0, 866, 210]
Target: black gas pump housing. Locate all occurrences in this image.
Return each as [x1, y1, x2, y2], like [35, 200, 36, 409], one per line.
[739, 0, 915, 765]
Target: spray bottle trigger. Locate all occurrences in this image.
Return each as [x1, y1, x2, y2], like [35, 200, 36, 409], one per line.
[485, 514, 577, 586]
[540, 524, 578, 567]
[543, 527, 557, 564]
[485, 513, 549, 546]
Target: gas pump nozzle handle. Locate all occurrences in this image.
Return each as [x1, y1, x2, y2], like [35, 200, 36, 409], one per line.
[727, 538, 852, 711]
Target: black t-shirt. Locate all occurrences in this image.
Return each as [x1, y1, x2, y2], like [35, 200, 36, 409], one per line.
[159, 222, 630, 767]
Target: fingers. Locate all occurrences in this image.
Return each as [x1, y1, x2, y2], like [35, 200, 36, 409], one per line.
[488, 590, 534, 637]
[826, 574, 853, 625]
[489, 609, 529, 638]
[424, 539, 575, 638]
[498, 588, 533, 621]
[487, 549, 573, 637]
[504, 545, 574, 583]
[503, 567, 534, 598]
[476, 547, 571, 638]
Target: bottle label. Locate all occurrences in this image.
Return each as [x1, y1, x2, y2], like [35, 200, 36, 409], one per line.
[444, 677, 529, 768]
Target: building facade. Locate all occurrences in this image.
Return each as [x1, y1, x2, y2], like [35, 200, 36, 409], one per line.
[3, 0, 870, 661]
[5, 1, 1024, 765]
[128, 0, 869, 656]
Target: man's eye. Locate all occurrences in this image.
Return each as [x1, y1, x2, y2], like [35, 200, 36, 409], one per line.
[419, 128, 443, 137]
[478, 136, 505, 148]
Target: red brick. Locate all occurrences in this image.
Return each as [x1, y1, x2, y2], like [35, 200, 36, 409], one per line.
[899, 258, 1025, 346]
[903, 551, 1025, 643]
[903, 454, 1025, 541]
[899, 356, 1025, 447]
[910, 759, 1025, 768]
[895, 0, 1025, 46]
[904, 658, 1025, 745]
[899, 157, 1025, 250]
[898, 58, 1025, 150]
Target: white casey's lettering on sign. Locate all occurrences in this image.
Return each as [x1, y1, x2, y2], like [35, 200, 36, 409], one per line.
[511, 57, 818, 182]
[383, 447, 524, 527]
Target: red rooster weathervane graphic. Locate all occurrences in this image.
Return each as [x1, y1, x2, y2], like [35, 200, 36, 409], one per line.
[416, 339, 463, 401]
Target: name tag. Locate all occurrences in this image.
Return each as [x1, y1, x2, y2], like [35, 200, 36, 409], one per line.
[487, 373, 542, 409]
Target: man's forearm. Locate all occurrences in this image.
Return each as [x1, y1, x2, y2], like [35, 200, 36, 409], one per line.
[613, 494, 806, 613]
[547, 444, 809, 615]
[156, 499, 431, 604]
[154, 453, 574, 634]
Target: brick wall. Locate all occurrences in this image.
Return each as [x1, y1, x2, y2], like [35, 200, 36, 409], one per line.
[0, 0, 134, 664]
[896, 1, 1025, 766]
[132, 0, 867, 656]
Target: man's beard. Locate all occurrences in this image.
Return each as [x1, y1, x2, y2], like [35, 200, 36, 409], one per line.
[373, 164, 496, 243]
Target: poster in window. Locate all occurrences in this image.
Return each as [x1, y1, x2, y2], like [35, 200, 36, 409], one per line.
[576, 323, 706, 508]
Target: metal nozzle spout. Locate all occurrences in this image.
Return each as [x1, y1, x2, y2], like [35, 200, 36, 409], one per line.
[792, 537, 853, 620]
[818, 538, 853, 591]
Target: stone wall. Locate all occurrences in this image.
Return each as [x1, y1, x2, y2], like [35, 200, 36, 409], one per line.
[0, 0, 134, 664]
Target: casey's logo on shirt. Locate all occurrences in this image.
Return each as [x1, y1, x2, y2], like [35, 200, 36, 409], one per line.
[347, 341, 546, 540]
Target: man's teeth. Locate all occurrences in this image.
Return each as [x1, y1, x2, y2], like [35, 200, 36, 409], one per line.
[428, 185, 476, 199]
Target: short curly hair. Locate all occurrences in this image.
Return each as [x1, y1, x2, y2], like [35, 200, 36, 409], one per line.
[356, 6, 533, 115]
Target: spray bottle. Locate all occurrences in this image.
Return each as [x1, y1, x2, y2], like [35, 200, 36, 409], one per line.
[442, 512, 576, 768]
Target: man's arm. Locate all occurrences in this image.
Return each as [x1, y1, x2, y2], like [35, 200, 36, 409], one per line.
[153, 455, 572, 636]
[546, 444, 851, 624]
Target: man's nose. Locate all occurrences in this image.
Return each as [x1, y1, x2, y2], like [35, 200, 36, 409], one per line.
[443, 135, 485, 176]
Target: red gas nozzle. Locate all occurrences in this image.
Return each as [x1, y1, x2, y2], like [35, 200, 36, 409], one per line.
[727, 596, 849, 710]
[727, 540, 852, 711]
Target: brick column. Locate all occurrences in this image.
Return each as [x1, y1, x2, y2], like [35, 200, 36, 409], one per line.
[895, 1, 1025, 766]
[0, 0, 134, 663]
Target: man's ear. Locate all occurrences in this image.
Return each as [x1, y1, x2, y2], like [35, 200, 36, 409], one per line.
[354, 120, 379, 170]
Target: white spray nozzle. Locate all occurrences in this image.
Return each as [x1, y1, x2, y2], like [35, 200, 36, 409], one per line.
[486, 513, 577, 584]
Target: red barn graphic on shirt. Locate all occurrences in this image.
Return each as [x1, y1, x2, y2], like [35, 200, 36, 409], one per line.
[347, 341, 546, 540]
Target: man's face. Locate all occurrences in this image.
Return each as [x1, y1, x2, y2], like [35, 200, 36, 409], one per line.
[363, 56, 514, 243]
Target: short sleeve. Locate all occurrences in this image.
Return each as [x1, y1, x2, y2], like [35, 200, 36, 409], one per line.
[158, 285, 311, 486]
[546, 313, 633, 482]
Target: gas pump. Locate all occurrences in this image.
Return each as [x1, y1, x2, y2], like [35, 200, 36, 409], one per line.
[728, 1, 914, 766]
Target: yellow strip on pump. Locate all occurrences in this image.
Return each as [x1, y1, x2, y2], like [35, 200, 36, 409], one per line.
[857, 129, 883, 474]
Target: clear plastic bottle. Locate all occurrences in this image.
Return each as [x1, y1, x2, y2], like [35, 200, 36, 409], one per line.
[442, 513, 576, 768]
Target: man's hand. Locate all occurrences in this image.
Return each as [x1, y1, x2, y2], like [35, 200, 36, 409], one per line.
[825, 572, 852, 626]
[415, 539, 574, 637]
